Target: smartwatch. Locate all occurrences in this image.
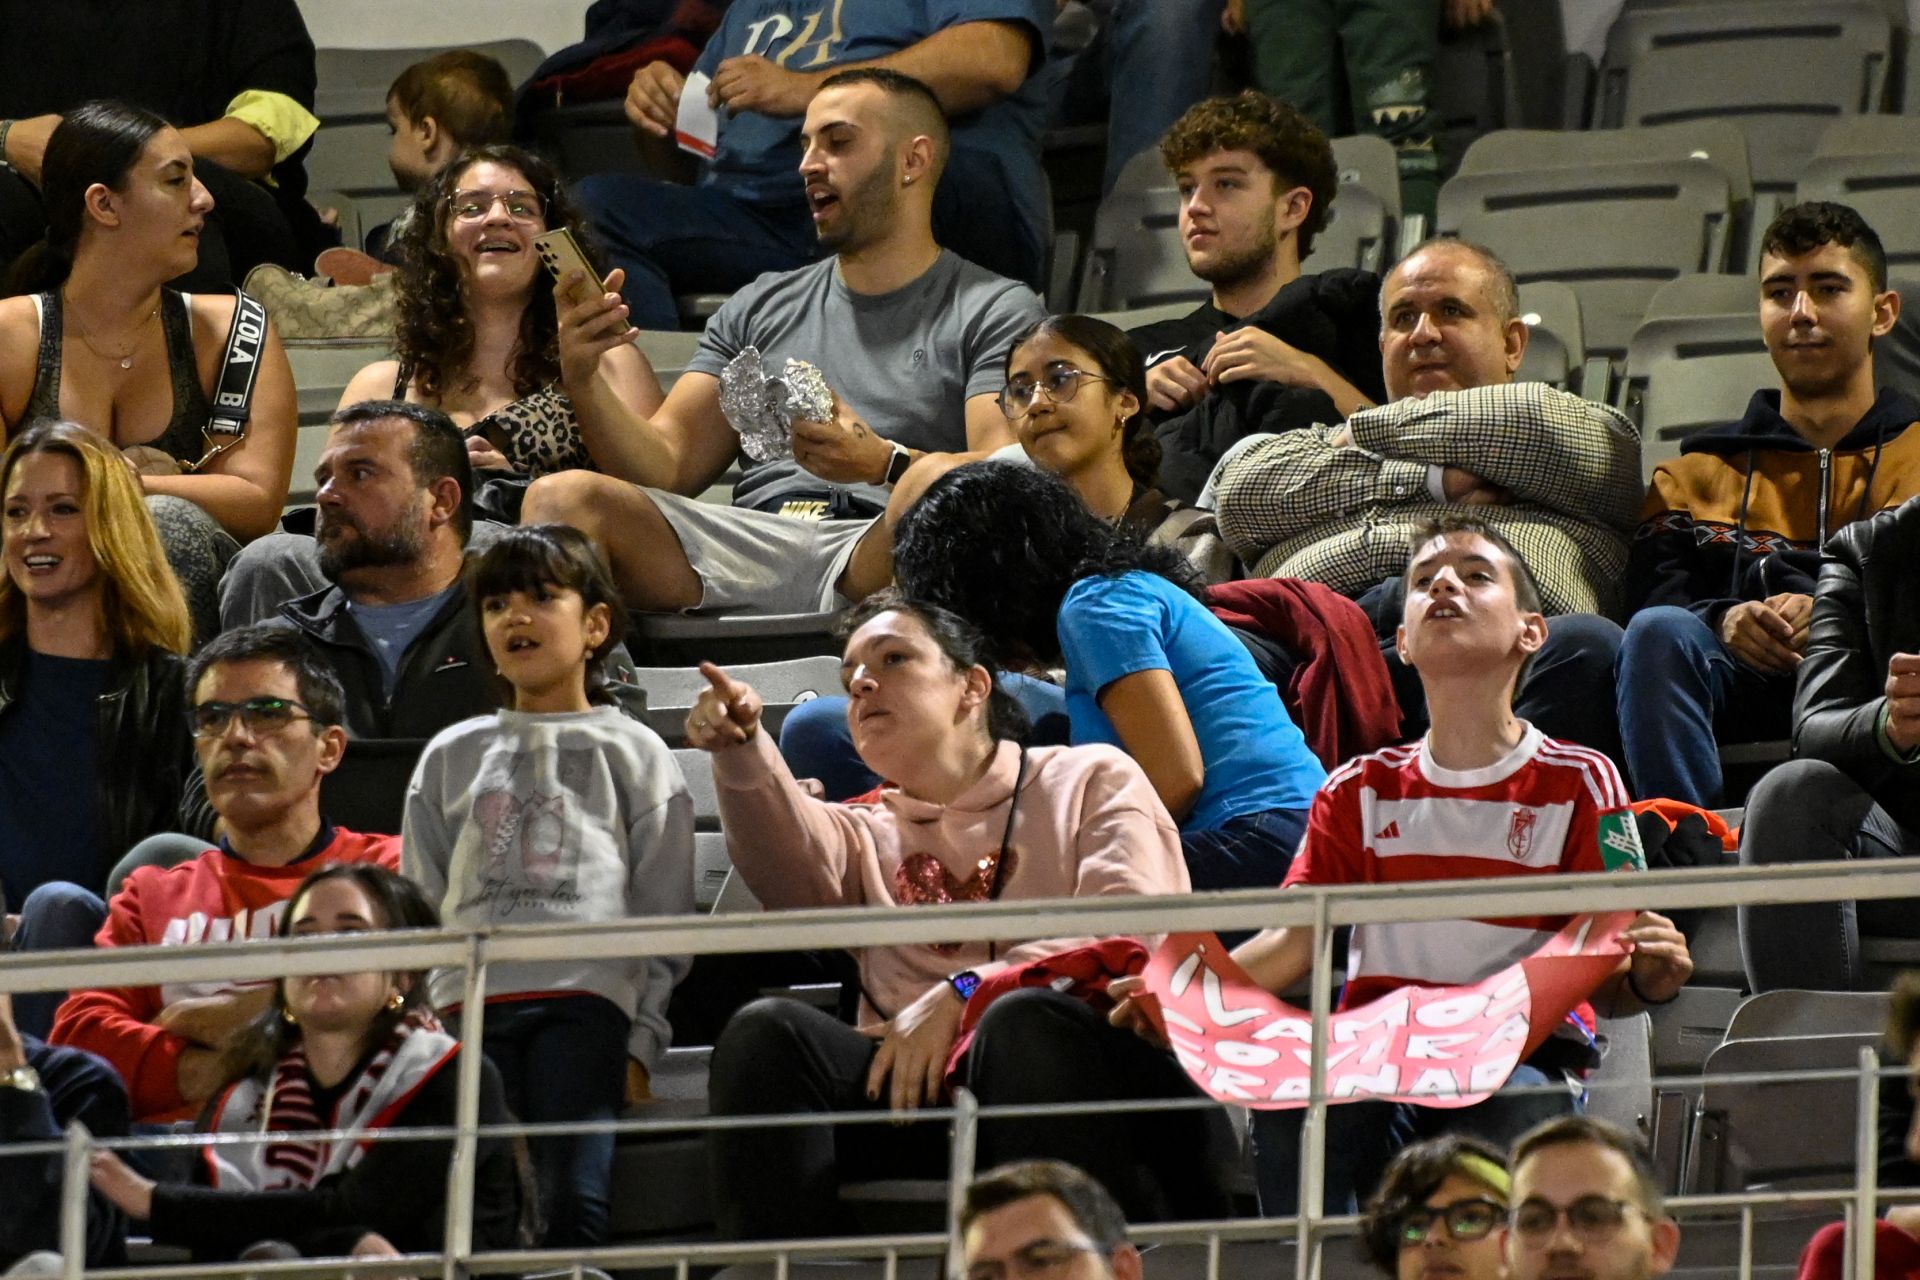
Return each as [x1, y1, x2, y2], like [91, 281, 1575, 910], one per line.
[947, 969, 982, 1002]
[882, 442, 913, 486]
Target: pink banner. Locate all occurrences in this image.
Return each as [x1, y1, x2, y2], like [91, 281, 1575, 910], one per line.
[1143, 913, 1633, 1109]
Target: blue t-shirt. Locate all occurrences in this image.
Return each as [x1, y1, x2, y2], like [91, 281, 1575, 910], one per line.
[1055, 571, 1325, 832]
[693, 0, 1052, 220]
[0, 650, 109, 902]
[348, 586, 459, 695]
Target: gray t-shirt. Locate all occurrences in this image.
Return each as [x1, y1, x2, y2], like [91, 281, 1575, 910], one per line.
[688, 250, 1044, 517]
[348, 585, 460, 694]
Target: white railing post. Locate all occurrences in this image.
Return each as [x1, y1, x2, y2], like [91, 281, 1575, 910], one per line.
[58, 1119, 90, 1280]
[444, 931, 490, 1280]
[1296, 890, 1335, 1280]
[1851, 1044, 1881, 1280]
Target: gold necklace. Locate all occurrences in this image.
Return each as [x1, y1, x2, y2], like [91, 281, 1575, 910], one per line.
[66, 295, 160, 371]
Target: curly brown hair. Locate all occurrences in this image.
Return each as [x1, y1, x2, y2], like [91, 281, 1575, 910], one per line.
[1158, 91, 1338, 258]
[392, 143, 599, 404]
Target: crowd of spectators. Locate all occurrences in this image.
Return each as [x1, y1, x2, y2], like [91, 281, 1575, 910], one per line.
[0, 1, 1916, 1272]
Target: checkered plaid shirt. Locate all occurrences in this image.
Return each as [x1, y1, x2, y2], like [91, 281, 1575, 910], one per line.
[1212, 383, 1643, 617]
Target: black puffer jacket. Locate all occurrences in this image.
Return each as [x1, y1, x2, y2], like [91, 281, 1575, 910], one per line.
[1794, 493, 1920, 833]
[0, 637, 190, 891]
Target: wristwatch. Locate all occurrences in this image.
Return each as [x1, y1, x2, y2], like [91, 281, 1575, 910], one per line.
[882, 442, 913, 486]
[0, 1064, 41, 1093]
[947, 969, 982, 1002]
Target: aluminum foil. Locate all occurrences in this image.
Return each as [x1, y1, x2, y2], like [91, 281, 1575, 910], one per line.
[717, 346, 792, 463]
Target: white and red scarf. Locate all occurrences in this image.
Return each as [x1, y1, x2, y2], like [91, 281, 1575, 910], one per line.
[201, 1012, 460, 1191]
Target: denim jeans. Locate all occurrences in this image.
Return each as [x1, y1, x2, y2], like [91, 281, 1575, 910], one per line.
[460, 994, 630, 1246]
[1738, 758, 1920, 992]
[1250, 1062, 1577, 1215]
[573, 178, 819, 330]
[1615, 605, 1794, 806]
[9, 883, 107, 1039]
[1181, 807, 1309, 892]
[777, 672, 1072, 801]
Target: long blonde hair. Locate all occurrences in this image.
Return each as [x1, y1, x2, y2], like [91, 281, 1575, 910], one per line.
[0, 421, 192, 655]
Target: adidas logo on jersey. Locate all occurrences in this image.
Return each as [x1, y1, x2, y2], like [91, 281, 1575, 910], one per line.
[1374, 820, 1401, 840]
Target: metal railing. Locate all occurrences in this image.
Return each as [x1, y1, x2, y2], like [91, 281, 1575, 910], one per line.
[5, 857, 1920, 1280]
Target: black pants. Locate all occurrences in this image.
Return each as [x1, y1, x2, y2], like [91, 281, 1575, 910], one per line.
[0, 160, 303, 293]
[707, 989, 1231, 1238]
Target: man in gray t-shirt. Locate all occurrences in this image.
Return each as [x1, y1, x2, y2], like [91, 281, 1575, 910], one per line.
[523, 69, 1044, 617]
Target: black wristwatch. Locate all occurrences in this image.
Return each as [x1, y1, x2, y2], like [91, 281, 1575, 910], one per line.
[947, 969, 982, 1002]
[882, 442, 913, 486]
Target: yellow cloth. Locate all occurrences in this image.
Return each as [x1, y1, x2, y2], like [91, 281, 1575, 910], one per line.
[221, 89, 320, 164]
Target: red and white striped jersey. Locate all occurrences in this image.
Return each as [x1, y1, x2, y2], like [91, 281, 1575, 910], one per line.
[1282, 722, 1642, 1011]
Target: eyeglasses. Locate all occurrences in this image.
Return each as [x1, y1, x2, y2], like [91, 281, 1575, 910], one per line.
[1395, 1197, 1505, 1247]
[1510, 1196, 1643, 1245]
[191, 697, 320, 739]
[997, 366, 1117, 419]
[965, 1241, 1109, 1280]
[447, 188, 545, 224]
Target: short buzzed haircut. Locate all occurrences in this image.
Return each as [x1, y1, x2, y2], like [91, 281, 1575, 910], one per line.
[1389, 237, 1521, 327]
[328, 399, 474, 545]
[1403, 514, 1543, 616]
[959, 1160, 1129, 1254]
[387, 50, 515, 149]
[817, 67, 950, 178]
[1760, 200, 1888, 292]
[1159, 91, 1339, 259]
[1511, 1115, 1666, 1218]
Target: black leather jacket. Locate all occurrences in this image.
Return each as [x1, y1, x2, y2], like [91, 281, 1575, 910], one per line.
[0, 637, 190, 892]
[1794, 494, 1920, 833]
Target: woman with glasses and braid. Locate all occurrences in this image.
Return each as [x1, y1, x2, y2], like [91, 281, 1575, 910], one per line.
[1358, 1136, 1511, 1280]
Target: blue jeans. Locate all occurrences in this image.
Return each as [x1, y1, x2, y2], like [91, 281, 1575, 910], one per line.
[1051, 0, 1227, 192]
[777, 673, 1072, 801]
[1615, 605, 1793, 806]
[1250, 1062, 1577, 1215]
[9, 882, 107, 1039]
[1182, 807, 1309, 892]
[574, 178, 819, 330]
[461, 994, 629, 1246]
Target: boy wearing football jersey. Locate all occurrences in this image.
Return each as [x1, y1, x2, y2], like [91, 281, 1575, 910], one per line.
[1227, 517, 1692, 1215]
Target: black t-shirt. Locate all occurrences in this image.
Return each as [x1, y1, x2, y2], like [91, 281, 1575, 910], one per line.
[0, 650, 109, 905]
[0, 0, 317, 197]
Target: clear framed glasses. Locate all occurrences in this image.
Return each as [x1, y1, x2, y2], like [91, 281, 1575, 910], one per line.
[997, 366, 1117, 419]
[1510, 1196, 1641, 1245]
[1396, 1197, 1505, 1246]
[191, 697, 319, 739]
[447, 188, 545, 225]
[965, 1240, 1108, 1280]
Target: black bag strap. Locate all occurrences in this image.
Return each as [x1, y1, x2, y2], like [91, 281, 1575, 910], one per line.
[186, 290, 268, 473]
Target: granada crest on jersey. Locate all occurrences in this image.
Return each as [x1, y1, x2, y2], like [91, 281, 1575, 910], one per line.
[1506, 806, 1538, 860]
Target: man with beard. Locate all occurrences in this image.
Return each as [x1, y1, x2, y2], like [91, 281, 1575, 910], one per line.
[46, 625, 398, 1123]
[1124, 92, 1388, 499]
[256, 399, 496, 754]
[522, 70, 1042, 616]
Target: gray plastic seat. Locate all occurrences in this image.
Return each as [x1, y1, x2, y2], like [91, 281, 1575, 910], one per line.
[1628, 338, 1775, 482]
[1515, 280, 1585, 387]
[1597, 0, 1894, 193]
[1437, 157, 1736, 359]
[1723, 990, 1891, 1044]
[1455, 120, 1756, 208]
[1683, 1031, 1882, 1192]
[1642, 272, 1758, 324]
[1798, 152, 1920, 274]
[303, 122, 411, 239]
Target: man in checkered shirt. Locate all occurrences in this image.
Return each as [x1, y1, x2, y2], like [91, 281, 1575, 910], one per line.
[1210, 237, 1642, 760]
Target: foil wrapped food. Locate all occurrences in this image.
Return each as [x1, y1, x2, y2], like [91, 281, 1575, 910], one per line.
[717, 347, 835, 463]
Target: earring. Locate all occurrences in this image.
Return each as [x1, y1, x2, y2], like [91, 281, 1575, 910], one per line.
[281, 1008, 298, 1026]
[386, 991, 404, 1012]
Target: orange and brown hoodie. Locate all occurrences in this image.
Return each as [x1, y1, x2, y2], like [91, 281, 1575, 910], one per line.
[1628, 387, 1920, 626]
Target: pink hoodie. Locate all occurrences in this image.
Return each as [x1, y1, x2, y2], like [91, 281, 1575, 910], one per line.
[712, 734, 1191, 1019]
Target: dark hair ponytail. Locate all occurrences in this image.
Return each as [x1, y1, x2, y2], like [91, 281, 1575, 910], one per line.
[5, 100, 168, 295]
[1005, 314, 1162, 490]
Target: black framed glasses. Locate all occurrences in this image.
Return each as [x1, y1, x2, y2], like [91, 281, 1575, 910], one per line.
[447, 188, 545, 224]
[1510, 1196, 1641, 1245]
[964, 1240, 1108, 1280]
[1395, 1197, 1505, 1247]
[191, 697, 320, 739]
[997, 366, 1117, 419]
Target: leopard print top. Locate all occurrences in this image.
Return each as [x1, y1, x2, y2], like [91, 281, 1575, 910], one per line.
[393, 369, 593, 478]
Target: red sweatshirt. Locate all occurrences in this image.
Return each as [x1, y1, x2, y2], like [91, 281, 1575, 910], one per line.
[48, 827, 399, 1121]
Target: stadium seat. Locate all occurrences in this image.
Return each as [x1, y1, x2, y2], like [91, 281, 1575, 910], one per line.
[1454, 120, 1756, 204]
[608, 1043, 715, 1237]
[313, 40, 546, 123]
[303, 122, 412, 247]
[319, 738, 426, 836]
[1682, 1031, 1882, 1192]
[1437, 156, 1737, 360]
[633, 328, 705, 391]
[629, 610, 844, 667]
[1642, 272, 1757, 324]
[1588, 1012, 1654, 1140]
[1723, 990, 1890, 1043]
[1304, 134, 1402, 275]
[1430, 9, 1526, 157]
[1798, 117, 1920, 273]
[1596, 1, 1894, 194]
[1515, 280, 1585, 389]
[1875, 274, 1920, 408]
[1617, 312, 1771, 480]
[284, 338, 393, 503]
